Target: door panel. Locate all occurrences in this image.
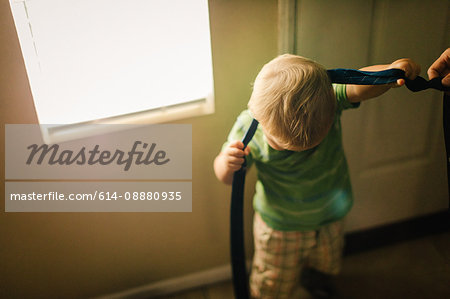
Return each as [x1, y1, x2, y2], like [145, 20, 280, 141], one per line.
[291, 0, 449, 231]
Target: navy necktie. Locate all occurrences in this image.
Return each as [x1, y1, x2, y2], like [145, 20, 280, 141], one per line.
[327, 68, 449, 92]
[230, 68, 448, 299]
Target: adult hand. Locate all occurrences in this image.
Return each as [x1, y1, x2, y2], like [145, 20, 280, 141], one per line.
[428, 48, 450, 90]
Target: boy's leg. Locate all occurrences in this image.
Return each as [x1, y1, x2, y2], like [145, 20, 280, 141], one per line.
[306, 220, 345, 275]
[301, 220, 345, 299]
[250, 212, 316, 299]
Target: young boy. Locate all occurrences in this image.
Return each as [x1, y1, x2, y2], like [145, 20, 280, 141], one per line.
[214, 54, 420, 299]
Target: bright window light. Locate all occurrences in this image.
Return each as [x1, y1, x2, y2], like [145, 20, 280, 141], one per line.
[9, 0, 214, 125]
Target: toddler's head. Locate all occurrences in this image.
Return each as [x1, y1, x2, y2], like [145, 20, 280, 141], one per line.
[248, 54, 336, 151]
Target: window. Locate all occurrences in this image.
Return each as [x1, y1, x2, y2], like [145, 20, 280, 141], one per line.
[9, 0, 214, 141]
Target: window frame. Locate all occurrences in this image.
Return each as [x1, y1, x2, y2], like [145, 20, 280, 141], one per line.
[9, 0, 215, 143]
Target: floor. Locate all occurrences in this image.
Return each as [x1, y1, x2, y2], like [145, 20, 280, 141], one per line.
[158, 231, 450, 299]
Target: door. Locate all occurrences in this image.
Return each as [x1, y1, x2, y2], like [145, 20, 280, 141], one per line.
[280, 0, 449, 231]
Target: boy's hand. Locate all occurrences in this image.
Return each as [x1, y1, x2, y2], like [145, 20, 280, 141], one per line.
[222, 140, 251, 172]
[214, 140, 251, 184]
[388, 58, 421, 87]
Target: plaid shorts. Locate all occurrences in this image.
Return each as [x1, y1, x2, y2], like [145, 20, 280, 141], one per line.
[249, 212, 345, 299]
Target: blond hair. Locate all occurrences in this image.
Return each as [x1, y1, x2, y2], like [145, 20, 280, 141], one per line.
[248, 54, 336, 149]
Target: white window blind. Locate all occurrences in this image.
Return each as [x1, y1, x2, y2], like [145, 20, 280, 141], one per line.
[9, 0, 214, 126]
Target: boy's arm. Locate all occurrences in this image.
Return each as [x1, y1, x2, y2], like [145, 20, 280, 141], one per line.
[346, 58, 421, 103]
[214, 140, 251, 185]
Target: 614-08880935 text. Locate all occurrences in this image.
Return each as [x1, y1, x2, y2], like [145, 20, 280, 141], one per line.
[97, 191, 182, 201]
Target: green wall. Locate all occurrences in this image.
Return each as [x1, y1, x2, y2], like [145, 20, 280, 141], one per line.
[0, 0, 278, 297]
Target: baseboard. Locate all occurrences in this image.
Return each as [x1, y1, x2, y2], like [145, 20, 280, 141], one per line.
[95, 261, 251, 299]
[344, 210, 450, 256]
[97, 210, 449, 298]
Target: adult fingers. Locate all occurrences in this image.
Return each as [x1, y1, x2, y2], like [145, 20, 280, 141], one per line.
[427, 48, 450, 80]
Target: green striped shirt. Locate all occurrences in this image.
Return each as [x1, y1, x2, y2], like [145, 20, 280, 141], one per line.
[224, 84, 359, 231]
